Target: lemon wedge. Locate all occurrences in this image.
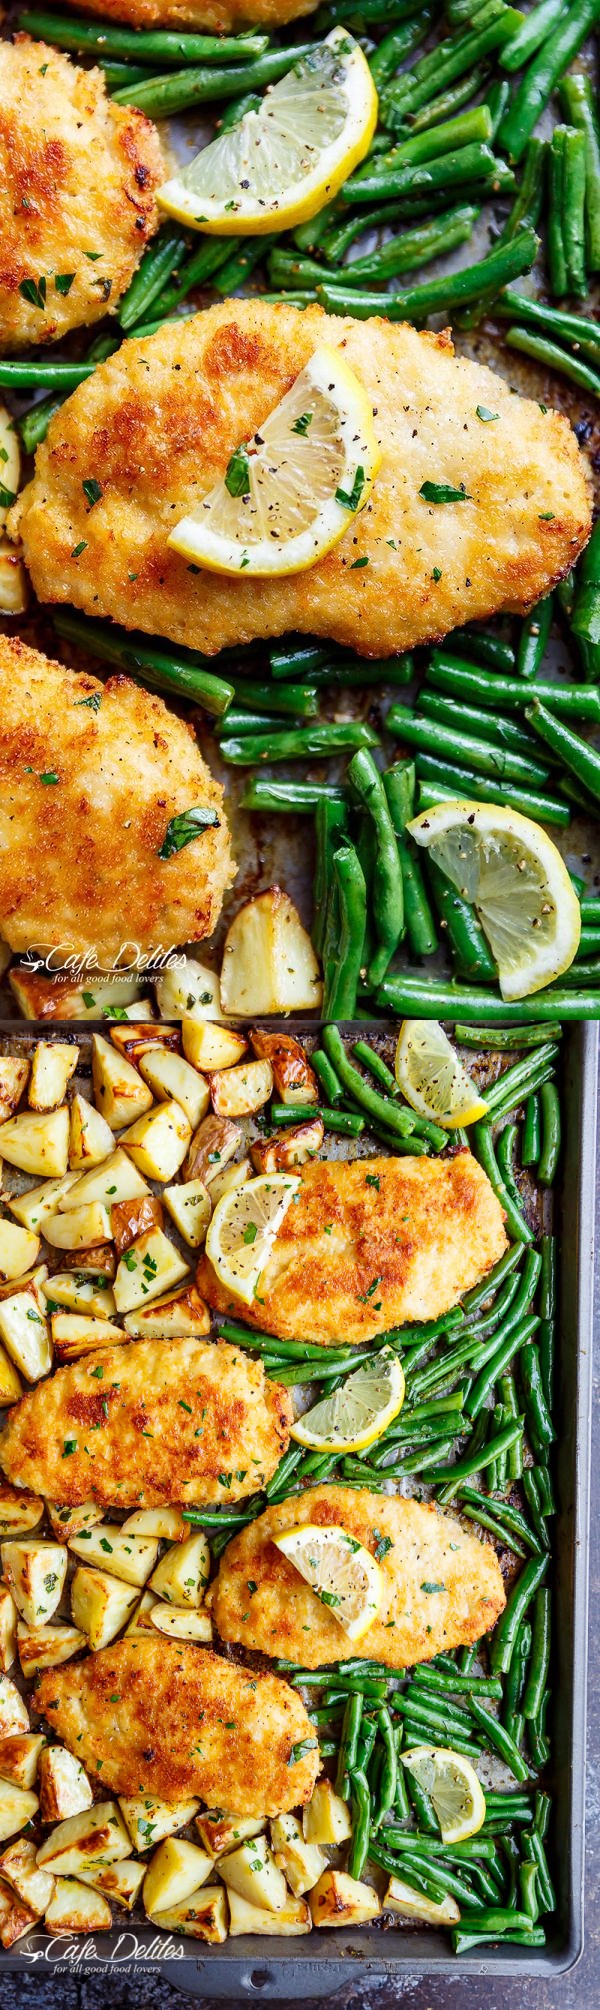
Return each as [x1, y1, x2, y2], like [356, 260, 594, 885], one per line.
[401, 1746, 486, 1845]
[204, 1171, 299, 1306]
[395, 1020, 488, 1128]
[291, 1348, 405, 1453]
[157, 29, 378, 235]
[273, 1524, 383, 1642]
[408, 800, 581, 1001]
[168, 340, 381, 578]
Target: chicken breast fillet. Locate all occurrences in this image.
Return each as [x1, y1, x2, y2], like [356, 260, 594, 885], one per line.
[197, 1150, 507, 1345]
[0, 1338, 292, 1507]
[11, 300, 590, 658]
[0, 637, 234, 963]
[208, 1486, 506, 1670]
[37, 1640, 320, 1813]
[68, 0, 314, 28]
[0, 38, 163, 353]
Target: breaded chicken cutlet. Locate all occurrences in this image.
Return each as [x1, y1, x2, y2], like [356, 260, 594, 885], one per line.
[11, 300, 591, 658]
[197, 1150, 508, 1345]
[0, 637, 234, 964]
[0, 37, 163, 352]
[0, 1338, 291, 1507]
[62, 0, 314, 31]
[208, 1486, 506, 1669]
[37, 1640, 320, 1813]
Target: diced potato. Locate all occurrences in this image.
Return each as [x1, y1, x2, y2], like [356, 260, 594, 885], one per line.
[8, 1173, 80, 1231]
[309, 1869, 381, 1927]
[120, 1101, 191, 1182]
[155, 958, 221, 1023]
[250, 1118, 324, 1174]
[70, 1566, 139, 1650]
[111, 1194, 164, 1258]
[46, 1501, 103, 1541]
[122, 1282, 210, 1339]
[50, 1313, 125, 1363]
[143, 1837, 213, 1917]
[91, 1034, 153, 1130]
[0, 1873, 37, 1945]
[44, 1875, 112, 1934]
[384, 1875, 461, 1925]
[270, 1814, 326, 1896]
[38, 1748, 93, 1824]
[113, 1227, 189, 1314]
[139, 1049, 210, 1130]
[221, 889, 322, 1016]
[77, 1858, 145, 1910]
[105, 1000, 155, 1021]
[28, 1042, 78, 1112]
[302, 1780, 352, 1847]
[123, 1589, 157, 1638]
[150, 1884, 228, 1942]
[17, 1622, 88, 1680]
[183, 1114, 242, 1186]
[0, 1589, 17, 1673]
[0, 1677, 29, 1737]
[44, 1275, 116, 1320]
[119, 1795, 200, 1855]
[0, 1779, 38, 1844]
[0, 1484, 43, 1538]
[218, 1834, 287, 1913]
[182, 1020, 247, 1074]
[121, 1507, 186, 1541]
[150, 1605, 212, 1643]
[9, 969, 141, 1022]
[45, 1202, 112, 1251]
[250, 1030, 319, 1106]
[0, 1837, 54, 1915]
[228, 1888, 311, 1937]
[109, 1023, 178, 1063]
[208, 1158, 251, 1205]
[68, 1525, 158, 1588]
[0, 1286, 51, 1381]
[163, 1179, 211, 1250]
[0, 1107, 70, 1177]
[68, 1094, 115, 1171]
[0, 1346, 23, 1407]
[1, 1539, 67, 1626]
[149, 1531, 209, 1608]
[61, 1149, 150, 1213]
[37, 1800, 131, 1872]
[0, 1736, 45, 1791]
[0, 1060, 29, 1124]
[195, 1812, 266, 1858]
[210, 1059, 273, 1120]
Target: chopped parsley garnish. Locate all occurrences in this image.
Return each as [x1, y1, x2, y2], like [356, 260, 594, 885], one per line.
[476, 405, 499, 422]
[19, 276, 47, 311]
[291, 411, 313, 436]
[71, 541, 88, 559]
[336, 466, 365, 513]
[82, 477, 103, 508]
[55, 274, 76, 296]
[373, 1531, 393, 1561]
[224, 445, 251, 498]
[0, 485, 16, 512]
[158, 806, 219, 860]
[419, 481, 472, 504]
[288, 1738, 318, 1765]
[421, 1580, 446, 1593]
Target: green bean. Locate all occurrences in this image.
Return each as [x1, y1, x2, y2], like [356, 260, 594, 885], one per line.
[323, 844, 368, 1023]
[500, 136, 547, 242]
[449, 626, 516, 672]
[419, 691, 545, 762]
[404, 1769, 439, 1834]
[472, 1124, 534, 1245]
[413, 1667, 503, 1700]
[426, 857, 497, 981]
[426, 650, 600, 720]
[241, 777, 348, 812]
[462, 1244, 523, 1314]
[563, 126, 588, 296]
[336, 1691, 363, 1800]
[430, 1416, 525, 1490]
[537, 1081, 561, 1186]
[221, 722, 379, 765]
[460, 1500, 527, 1556]
[496, 1123, 524, 1219]
[505, 323, 600, 395]
[527, 698, 600, 807]
[413, 760, 569, 829]
[571, 521, 600, 682]
[118, 229, 188, 333]
[397, 1690, 476, 1736]
[499, 0, 600, 162]
[401, 63, 490, 132]
[52, 610, 233, 718]
[354, 104, 495, 182]
[152, 236, 237, 318]
[322, 1026, 417, 1136]
[490, 1556, 549, 1676]
[452, 1924, 544, 1950]
[522, 1093, 541, 1167]
[19, 9, 270, 61]
[369, 7, 436, 86]
[317, 225, 537, 320]
[475, 1052, 558, 1123]
[382, 764, 438, 959]
[560, 73, 600, 269]
[547, 124, 568, 296]
[503, 1617, 532, 1736]
[520, 1344, 555, 1451]
[312, 797, 348, 960]
[215, 234, 279, 296]
[466, 1697, 530, 1782]
[388, 702, 550, 787]
[344, 140, 506, 208]
[499, 0, 563, 69]
[230, 679, 317, 719]
[402, 1852, 484, 1906]
[349, 750, 404, 985]
[218, 708, 292, 736]
[497, 287, 600, 365]
[523, 1829, 556, 1912]
[0, 359, 97, 390]
[521, 1588, 551, 1724]
[517, 595, 554, 681]
[335, 204, 479, 287]
[347, 1770, 371, 1878]
[351, 1040, 398, 1099]
[112, 42, 317, 113]
[463, 1489, 540, 1555]
[371, 1707, 398, 1828]
[380, 3, 525, 123]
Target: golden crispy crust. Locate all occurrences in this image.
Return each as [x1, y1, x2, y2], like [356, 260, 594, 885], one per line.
[0, 1338, 292, 1506]
[12, 300, 591, 658]
[0, 636, 235, 962]
[37, 1640, 320, 1812]
[0, 38, 163, 352]
[208, 1485, 506, 1670]
[63, 0, 315, 29]
[197, 1150, 508, 1345]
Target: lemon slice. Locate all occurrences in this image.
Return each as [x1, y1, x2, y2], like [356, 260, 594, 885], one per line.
[157, 30, 377, 235]
[408, 800, 581, 1001]
[204, 1171, 299, 1306]
[168, 341, 381, 579]
[401, 1746, 486, 1845]
[395, 1020, 488, 1128]
[274, 1524, 383, 1641]
[291, 1347, 405, 1453]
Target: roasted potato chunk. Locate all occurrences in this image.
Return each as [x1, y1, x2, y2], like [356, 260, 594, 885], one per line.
[250, 1118, 324, 1174]
[0, 1736, 45, 1791]
[182, 1114, 242, 1186]
[91, 1035, 153, 1130]
[0, 1107, 69, 1177]
[111, 1194, 164, 1256]
[1, 1540, 67, 1626]
[119, 1794, 200, 1855]
[250, 1031, 319, 1106]
[61, 1150, 150, 1213]
[309, 1869, 381, 1926]
[68, 1094, 115, 1170]
[44, 1875, 112, 1934]
[0, 1286, 51, 1381]
[120, 1101, 191, 1182]
[36, 1801, 131, 1873]
[109, 1024, 179, 1063]
[163, 1180, 211, 1250]
[39, 1747, 93, 1824]
[227, 1888, 311, 1936]
[139, 1049, 209, 1130]
[221, 890, 322, 1016]
[209, 1059, 273, 1120]
[182, 1020, 247, 1073]
[17, 1622, 87, 1681]
[155, 959, 221, 1023]
[0, 1060, 29, 1124]
[218, 1833, 287, 1913]
[28, 1042, 78, 1112]
[70, 1568, 139, 1651]
[0, 1836, 54, 1915]
[142, 1837, 213, 1917]
[113, 1228, 189, 1314]
[0, 1873, 37, 1945]
[122, 1282, 210, 1339]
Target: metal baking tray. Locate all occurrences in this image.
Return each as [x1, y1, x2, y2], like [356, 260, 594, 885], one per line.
[0, 1015, 594, 1994]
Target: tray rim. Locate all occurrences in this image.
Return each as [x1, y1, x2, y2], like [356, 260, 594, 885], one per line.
[0, 1016, 595, 1995]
